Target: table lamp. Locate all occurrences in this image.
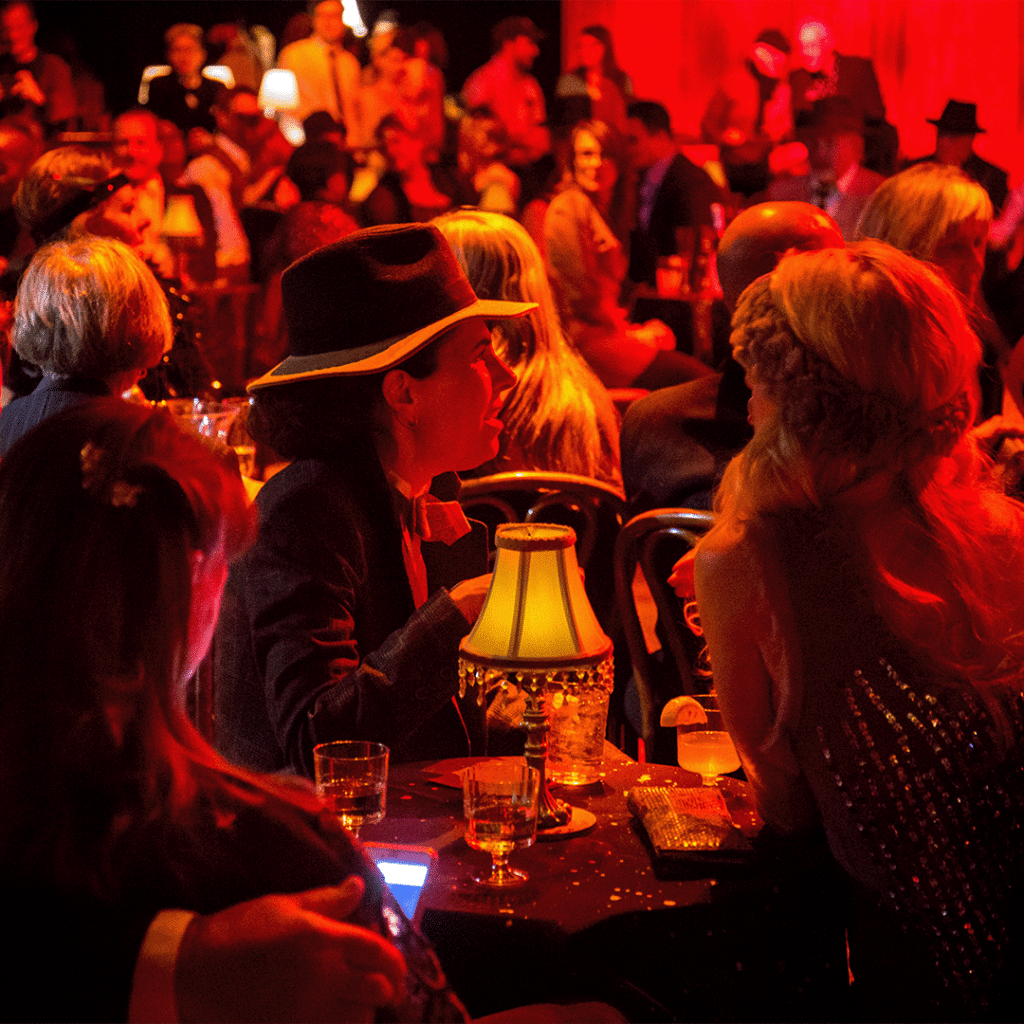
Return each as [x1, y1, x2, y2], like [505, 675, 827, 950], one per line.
[258, 68, 303, 146]
[459, 523, 614, 833]
[162, 194, 203, 284]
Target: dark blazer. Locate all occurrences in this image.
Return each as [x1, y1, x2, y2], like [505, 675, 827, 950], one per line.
[620, 358, 753, 515]
[790, 54, 887, 126]
[0, 375, 109, 457]
[909, 151, 1009, 215]
[144, 71, 221, 135]
[214, 451, 489, 777]
[629, 153, 723, 285]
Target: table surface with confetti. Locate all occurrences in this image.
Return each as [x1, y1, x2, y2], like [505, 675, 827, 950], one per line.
[360, 748, 847, 1021]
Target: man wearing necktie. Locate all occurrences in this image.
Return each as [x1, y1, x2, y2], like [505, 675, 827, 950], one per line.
[768, 97, 884, 240]
[625, 99, 724, 287]
[277, 0, 360, 145]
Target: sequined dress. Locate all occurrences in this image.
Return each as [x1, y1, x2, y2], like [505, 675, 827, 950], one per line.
[752, 511, 1023, 1018]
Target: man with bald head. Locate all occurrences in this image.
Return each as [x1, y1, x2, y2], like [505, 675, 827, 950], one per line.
[621, 201, 844, 512]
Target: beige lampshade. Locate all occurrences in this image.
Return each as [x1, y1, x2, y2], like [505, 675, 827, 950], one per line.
[162, 194, 203, 240]
[258, 68, 300, 113]
[137, 65, 171, 105]
[461, 524, 611, 668]
[202, 65, 236, 89]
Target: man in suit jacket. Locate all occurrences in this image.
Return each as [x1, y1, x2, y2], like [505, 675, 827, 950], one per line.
[621, 201, 845, 515]
[768, 97, 883, 239]
[911, 100, 1009, 215]
[789, 17, 896, 174]
[626, 99, 724, 286]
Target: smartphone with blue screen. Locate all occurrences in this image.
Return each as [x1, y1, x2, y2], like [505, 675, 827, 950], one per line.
[364, 842, 437, 925]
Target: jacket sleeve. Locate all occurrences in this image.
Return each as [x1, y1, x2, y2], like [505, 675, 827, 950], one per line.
[235, 474, 474, 777]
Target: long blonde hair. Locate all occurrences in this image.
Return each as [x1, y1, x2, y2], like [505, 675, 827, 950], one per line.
[434, 210, 621, 485]
[712, 240, 1024, 693]
[855, 163, 992, 267]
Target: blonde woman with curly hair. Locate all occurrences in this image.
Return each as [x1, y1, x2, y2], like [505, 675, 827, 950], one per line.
[434, 209, 621, 486]
[690, 241, 1024, 1018]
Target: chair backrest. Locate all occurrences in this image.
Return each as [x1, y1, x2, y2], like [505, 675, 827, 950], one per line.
[613, 508, 714, 755]
[459, 471, 626, 570]
[459, 470, 627, 649]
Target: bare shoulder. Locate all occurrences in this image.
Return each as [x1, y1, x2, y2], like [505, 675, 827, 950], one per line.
[695, 520, 763, 582]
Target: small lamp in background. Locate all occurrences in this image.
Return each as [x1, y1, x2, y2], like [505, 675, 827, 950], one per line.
[459, 523, 614, 833]
[162, 194, 203, 284]
[258, 68, 303, 146]
[202, 65, 236, 89]
[137, 65, 171, 105]
[137, 65, 235, 106]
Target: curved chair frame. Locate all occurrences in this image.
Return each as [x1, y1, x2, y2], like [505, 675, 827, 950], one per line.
[613, 508, 714, 757]
[459, 471, 626, 570]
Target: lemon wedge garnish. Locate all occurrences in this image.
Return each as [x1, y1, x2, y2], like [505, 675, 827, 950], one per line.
[659, 695, 709, 728]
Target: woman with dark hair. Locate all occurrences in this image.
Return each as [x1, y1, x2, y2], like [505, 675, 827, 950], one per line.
[555, 25, 633, 133]
[688, 241, 1024, 1018]
[276, 141, 358, 266]
[0, 396, 464, 1023]
[453, 107, 520, 216]
[12, 144, 213, 400]
[544, 121, 710, 389]
[251, 141, 360, 375]
[361, 112, 452, 227]
[214, 224, 533, 777]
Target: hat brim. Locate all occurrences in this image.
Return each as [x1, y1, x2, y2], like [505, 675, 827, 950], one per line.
[927, 118, 984, 133]
[248, 297, 537, 391]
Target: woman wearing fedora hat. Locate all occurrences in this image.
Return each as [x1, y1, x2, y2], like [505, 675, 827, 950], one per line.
[213, 223, 534, 777]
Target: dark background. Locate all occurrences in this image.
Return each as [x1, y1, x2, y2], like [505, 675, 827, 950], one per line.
[30, 0, 562, 118]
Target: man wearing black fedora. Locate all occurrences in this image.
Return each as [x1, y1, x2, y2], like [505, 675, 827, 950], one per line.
[912, 100, 1008, 214]
[767, 97, 884, 240]
[213, 223, 535, 777]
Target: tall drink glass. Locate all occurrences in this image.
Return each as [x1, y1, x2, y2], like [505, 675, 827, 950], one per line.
[545, 689, 610, 786]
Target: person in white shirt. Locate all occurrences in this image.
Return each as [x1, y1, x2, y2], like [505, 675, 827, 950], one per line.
[277, 0, 360, 145]
[180, 87, 264, 283]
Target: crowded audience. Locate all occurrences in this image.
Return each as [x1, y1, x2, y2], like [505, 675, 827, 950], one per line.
[1, 6, 1023, 1022]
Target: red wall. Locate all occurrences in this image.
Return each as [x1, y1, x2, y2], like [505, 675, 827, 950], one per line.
[562, 0, 1023, 181]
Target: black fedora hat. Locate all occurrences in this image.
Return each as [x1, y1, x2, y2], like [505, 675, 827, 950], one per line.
[248, 224, 535, 391]
[928, 100, 985, 135]
[805, 96, 863, 136]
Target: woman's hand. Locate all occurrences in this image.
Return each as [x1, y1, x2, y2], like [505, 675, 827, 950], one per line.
[628, 319, 677, 352]
[176, 876, 408, 1024]
[450, 573, 492, 624]
[668, 548, 696, 598]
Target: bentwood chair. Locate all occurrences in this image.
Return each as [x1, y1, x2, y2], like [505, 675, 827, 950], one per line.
[460, 471, 629, 739]
[614, 508, 714, 762]
[458, 471, 627, 575]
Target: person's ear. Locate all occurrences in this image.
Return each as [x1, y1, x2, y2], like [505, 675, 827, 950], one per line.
[381, 367, 418, 430]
